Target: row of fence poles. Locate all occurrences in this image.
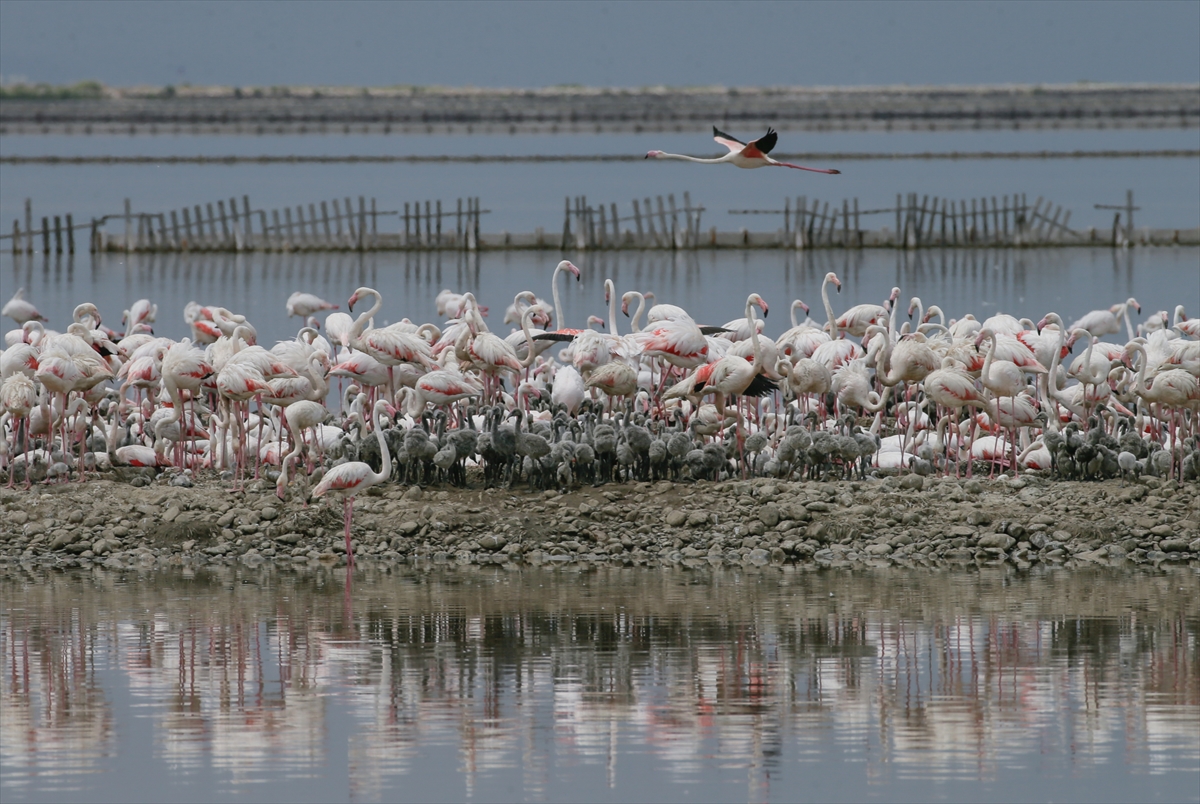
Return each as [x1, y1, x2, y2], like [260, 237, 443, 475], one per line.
[562, 192, 705, 250]
[731, 193, 1085, 248]
[6, 196, 483, 253]
[5, 189, 1185, 254]
[402, 197, 484, 249]
[93, 195, 390, 252]
[8, 199, 78, 255]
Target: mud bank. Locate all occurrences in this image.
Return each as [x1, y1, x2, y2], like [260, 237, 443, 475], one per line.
[1, 469, 1197, 572]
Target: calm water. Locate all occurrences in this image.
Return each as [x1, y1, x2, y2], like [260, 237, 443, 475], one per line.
[1, 566, 1197, 803]
[3, 247, 1197, 351]
[2, 128, 1199, 232]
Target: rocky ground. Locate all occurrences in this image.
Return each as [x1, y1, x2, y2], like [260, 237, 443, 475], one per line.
[1, 468, 1197, 572]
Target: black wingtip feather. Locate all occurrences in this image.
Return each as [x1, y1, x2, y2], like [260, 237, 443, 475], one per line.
[754, 128, 778, 154]
[698, 325, 733, 335]
[533, 332, 578, 342]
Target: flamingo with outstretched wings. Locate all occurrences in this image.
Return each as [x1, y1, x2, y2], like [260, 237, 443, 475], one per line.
[646, 127, 841, 174]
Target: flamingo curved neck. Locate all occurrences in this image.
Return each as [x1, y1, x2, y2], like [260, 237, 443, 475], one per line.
[605, 280, 619, 338]
[551, 264, 569, 331]
[746, 297, 762, 371]
[979, 331, 997, 387]
[519, 307, 540, 368]
[790, 300, 805, 329]
[350, 289, 382, 341]
[628, 293, 647, 332]
[821, 276, 839, 340]
[370, 408, 390, 484]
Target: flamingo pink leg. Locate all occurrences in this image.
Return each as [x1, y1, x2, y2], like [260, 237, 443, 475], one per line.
[343, 495, 356, 569]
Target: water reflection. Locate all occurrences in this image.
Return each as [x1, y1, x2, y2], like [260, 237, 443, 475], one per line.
[1, 567, 1197, 803]
[3, 247, 1197, 358]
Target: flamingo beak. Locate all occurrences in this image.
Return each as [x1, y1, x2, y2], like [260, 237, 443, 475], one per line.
[801, 302, 810, 315]
[348, 294, 358, 311]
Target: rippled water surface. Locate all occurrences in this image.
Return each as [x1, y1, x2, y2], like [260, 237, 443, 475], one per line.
[1, 566, 1196, 803]
[3, 247, 1198, 355]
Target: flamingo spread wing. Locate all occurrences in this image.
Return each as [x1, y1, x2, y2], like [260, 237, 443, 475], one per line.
[712, 126, 745, 152]
[749, 128, 778, 155]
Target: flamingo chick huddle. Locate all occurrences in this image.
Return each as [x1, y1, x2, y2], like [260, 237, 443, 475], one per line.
[2, 269, 1198, 566]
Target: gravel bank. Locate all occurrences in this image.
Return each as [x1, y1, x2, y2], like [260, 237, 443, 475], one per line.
[2, 469, 1197, 572]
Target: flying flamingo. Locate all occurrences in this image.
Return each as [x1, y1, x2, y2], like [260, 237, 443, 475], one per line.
[645, 127, 841, 174]
[311, 399, 394, 568]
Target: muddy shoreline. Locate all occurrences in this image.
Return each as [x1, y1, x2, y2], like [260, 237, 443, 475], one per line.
[1, 469, 1196, 573]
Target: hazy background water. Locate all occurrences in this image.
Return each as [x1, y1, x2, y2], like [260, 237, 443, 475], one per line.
[3, 128, 1199, 234]
[1, 565, 1197, 804]
[4, 247, 1198, 354]
[2, 1, 1197, 88]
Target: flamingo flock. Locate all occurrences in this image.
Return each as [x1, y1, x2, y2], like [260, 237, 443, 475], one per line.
[2, 271, 1198, 563]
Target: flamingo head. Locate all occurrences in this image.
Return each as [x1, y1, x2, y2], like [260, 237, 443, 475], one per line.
[824, 272, 841, 293]
[797, 300, 811, 316]
[587, 315, 606, 330]
[749, 293, 768, 317]
[565, 261, 581, 281]
[348, 286, 374, 312]
[889, 287, 901, 303]
[645, 150, 665, 159]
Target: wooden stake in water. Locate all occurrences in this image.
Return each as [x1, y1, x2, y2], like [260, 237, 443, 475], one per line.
[24, 198, 33, 254]
[258, 211, 269, 251]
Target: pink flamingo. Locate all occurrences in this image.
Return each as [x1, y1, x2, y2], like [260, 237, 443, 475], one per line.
[2, 288, 47, 325]
[286, 291, 338, 318]
[697, 293, 773, 472]
[646, 127, 841, 174]
[1, 373, 36, 487]
[924, 357, 996, 477]
[311, 399, 393, 568]
[811, 272, 863, 370]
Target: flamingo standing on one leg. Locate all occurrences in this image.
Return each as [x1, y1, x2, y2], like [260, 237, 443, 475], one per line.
[646, 127, 841, 174]
[311, 399, 394, 569]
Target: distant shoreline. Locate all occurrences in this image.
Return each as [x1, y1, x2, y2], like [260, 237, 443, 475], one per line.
[2, 82, 1196, 135]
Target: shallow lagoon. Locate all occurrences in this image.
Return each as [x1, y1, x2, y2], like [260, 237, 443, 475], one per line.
[2, 565, 1196, 803]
